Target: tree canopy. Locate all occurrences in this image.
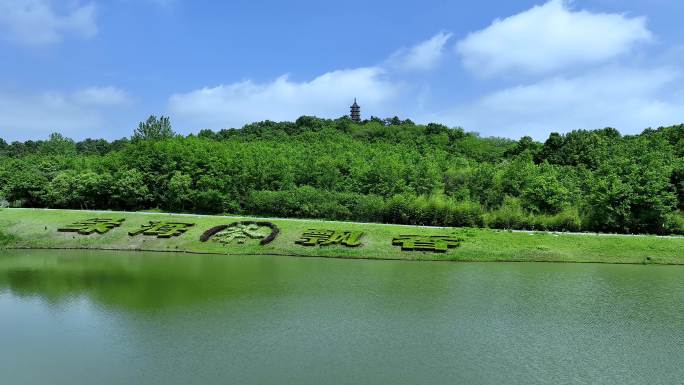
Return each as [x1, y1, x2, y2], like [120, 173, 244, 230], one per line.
[132, 115, 175, 141]
[1, 116, 682, 235]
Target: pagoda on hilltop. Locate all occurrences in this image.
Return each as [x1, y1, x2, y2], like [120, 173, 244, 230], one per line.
[350, 98, 361, 122]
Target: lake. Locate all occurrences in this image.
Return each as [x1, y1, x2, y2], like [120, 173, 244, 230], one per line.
[1, 250, 683, 385]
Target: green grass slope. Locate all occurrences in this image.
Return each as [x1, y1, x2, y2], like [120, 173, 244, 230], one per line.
[0, 208, 682, 264]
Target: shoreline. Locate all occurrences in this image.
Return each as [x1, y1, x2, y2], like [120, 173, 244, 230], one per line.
[1, 208, 683, 265]
[13, 207, 684, 239]
[5, 246, 684, 266]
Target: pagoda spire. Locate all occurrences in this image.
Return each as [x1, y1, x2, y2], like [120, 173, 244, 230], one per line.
[350, 98, 361, 122]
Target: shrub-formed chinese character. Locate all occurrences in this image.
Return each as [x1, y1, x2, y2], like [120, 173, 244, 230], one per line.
[392, 235, 462, 252]
[58, 218, 125, 235]
[128, 221, 194, 238]
[295, 229, 364, 247]
[200, 221, 280, 245]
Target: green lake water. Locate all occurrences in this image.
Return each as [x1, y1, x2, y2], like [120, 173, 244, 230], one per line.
[1, 250, 683, 385]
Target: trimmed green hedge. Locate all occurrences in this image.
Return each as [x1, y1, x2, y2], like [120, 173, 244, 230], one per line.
[128, 221, 195, 238]
[200, 221, 279, 245]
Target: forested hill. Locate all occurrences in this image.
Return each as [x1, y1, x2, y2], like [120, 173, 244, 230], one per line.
[1, 116, 683, 235]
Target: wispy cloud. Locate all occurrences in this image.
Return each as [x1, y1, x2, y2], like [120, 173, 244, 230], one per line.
[438, 66, 683, 138]
[169, 68, 403, 130]
[388, 32, 453, 72]
[0, 0, 97, 45]
[73, 86, 130, 106]
[0, 87, 131, 141]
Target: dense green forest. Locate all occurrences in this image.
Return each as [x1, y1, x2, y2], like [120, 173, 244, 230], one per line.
[1, 116, 683, 235]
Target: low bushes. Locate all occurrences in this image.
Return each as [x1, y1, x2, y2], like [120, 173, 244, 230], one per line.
[245, 187, 589, 230]
[0, 228, 14, 247]
[382, 194, 483, 227]
[246, 187, 484, 228]
[246, 186, 353, 220]
[534, 209, 582, 232]
[484, 197, 529, 229]
[484, 197, 582, 232]
[665, 212, 684, 235]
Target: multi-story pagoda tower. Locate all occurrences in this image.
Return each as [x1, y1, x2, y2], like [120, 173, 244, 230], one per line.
[350, 98, 361, 122]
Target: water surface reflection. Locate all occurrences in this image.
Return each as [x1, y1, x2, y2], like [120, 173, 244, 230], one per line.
[1, 250, 683, 385]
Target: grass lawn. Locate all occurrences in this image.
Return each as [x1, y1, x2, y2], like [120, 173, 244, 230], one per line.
[0, 208, 682, 264]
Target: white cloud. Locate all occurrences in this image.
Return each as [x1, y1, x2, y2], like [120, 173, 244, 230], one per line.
[0, 0, 97, 45]
[0, 87, 132, 141]
[73, 86, 130, 106]
[456, 0, 652, 76]
[389, 32, 453, 72]
[0, 92, 99, 140]
[439, 66, 683, 139]
[168, 67, 402, 130]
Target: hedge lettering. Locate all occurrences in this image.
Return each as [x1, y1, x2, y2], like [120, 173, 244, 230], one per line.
[58, 218, 125, 235]
[295, 229, 364, 247]
[200, 221, 279, 245]
[128, 221, 194, 238]
[392, 234, 462, 252]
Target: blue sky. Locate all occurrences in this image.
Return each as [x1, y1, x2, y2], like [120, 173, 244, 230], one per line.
[2, 0, 684, 141]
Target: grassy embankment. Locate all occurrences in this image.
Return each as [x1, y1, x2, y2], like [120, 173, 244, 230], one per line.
[0, 208, 682, 264]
